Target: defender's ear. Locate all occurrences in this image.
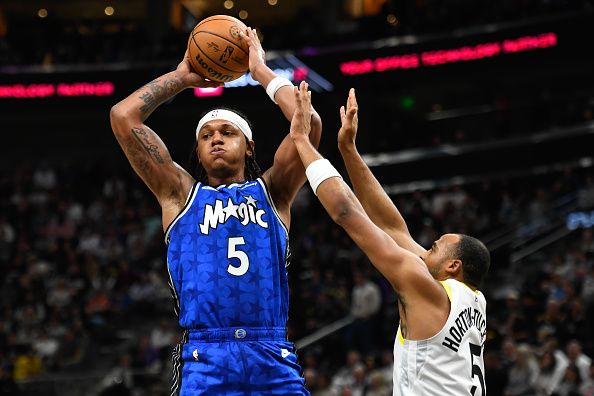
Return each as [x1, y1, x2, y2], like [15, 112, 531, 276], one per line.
[444, 259, 462, 277]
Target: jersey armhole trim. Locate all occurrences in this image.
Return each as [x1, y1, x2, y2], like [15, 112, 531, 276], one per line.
[439, 280, 453, 302]
[164, 182, 200, 244]
[257, 178, 289, 237]
[397, 327, 405, 345]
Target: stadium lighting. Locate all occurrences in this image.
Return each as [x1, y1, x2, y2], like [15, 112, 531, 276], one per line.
[38, 9, 48, 18]
[239, 10, 248, 20]
[224, 1, 234, 10]
[268, 0, 278, 5]
[104, 6, 115, 16]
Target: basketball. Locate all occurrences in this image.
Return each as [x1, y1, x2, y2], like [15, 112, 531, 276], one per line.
[187, 15, 250, 83]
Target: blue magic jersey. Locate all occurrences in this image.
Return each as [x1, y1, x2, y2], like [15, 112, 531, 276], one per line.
[165, 178, 290, 330]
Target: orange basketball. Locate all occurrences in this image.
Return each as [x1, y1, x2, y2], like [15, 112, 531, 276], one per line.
[187, 15, 250, 83]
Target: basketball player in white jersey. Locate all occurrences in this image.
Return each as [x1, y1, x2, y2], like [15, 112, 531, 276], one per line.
[289, 84, 490, 396]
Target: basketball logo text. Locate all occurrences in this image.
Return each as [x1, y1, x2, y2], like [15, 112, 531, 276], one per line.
[219, 46, 235, 64]
[193, 54, 234, 82]
[207, 42, 221, 52]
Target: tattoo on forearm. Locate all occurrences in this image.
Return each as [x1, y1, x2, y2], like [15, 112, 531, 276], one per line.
[131, 126, 171, 165]
[165, 79, 181, 95]
[139, 92, 157, 114]
[136, 76, 183, 116]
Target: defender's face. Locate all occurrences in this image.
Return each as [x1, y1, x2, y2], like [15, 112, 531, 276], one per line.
[196, 120, 252, 177]
[420, 233, 461, 279]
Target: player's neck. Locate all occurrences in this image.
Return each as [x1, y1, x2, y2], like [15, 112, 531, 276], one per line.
[206, 173, 247, 187]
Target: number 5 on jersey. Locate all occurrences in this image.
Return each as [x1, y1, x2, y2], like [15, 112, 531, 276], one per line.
[470, 342, 485, 396]
[227, 237, 250, 276]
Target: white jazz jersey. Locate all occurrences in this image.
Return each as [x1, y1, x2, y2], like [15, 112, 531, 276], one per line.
[393, 279, 487, 396]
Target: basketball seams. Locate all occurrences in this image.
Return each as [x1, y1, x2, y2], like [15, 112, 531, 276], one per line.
[194, 17, 248, 31]
[187, 36, 200, 75]
[194, 30, 249, 56]
[192, 34, 247, 74]
[191, 34, 242, 75]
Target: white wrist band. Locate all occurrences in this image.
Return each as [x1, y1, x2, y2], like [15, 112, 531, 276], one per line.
[305, 159, 342, 196]
[265, 76, 294, 104]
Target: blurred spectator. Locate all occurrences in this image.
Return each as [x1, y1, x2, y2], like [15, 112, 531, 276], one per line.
[150, 319, 175, 361]
[534, 350, 568, 395]
[566, 340, 592, 383]
[556, 364, 583, 396]
[365, 370, 391, 396]
[505, 344, 539, 396]
[582, 363, 594, 396]
[346, 272, 381, 355]
[330, 350, 363, 393]
[98, 354, 133, 396]
[32, 330, 59, 369]
[350, 364, 366, 396]
[12, 345, 43, 382]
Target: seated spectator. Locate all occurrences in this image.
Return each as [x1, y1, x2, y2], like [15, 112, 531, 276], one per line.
[566, 340, 592, 382]
[505, 344, 539, 396]
[13, 345, 43, 382]
[534, 350, 568, 396]
[556, 364, 583, 396]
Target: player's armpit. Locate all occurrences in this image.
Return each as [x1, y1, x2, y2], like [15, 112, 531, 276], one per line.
[263, 108, 322, 219]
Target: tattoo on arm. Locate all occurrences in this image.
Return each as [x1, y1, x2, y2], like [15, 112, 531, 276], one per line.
[136, 77, 183, 117]
[131, 126, 172, 165]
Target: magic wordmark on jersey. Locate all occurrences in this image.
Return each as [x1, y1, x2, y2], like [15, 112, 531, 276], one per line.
[199, 195, 269, 235]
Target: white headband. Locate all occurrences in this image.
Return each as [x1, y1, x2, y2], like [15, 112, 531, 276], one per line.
[195, 109, 253, 141]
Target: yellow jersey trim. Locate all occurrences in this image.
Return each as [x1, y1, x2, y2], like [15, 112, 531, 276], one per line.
[440, 280, 453, 302]
[397, 327, 405, 345]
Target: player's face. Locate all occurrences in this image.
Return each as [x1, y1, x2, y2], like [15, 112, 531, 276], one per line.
[421, 234, 460, 279]
[196, 120, 253, 178]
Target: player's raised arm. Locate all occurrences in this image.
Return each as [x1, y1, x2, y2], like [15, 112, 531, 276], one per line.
[337, 89, 425, 256]
[110, 51, 220, 227]
[289, 83, 447, 309]
[240, 28, 322, 225]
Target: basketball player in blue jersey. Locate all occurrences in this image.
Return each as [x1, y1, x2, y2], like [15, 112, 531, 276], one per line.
[290, 84, 490, 395]
[110, 28, 321, 395]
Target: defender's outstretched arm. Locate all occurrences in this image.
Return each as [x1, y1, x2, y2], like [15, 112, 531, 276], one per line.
[337, 89, 425, 256]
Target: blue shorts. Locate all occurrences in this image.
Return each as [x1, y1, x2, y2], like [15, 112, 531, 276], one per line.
[171, 327, 309, 395]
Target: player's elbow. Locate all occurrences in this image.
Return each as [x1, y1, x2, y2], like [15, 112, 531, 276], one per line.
[110, 103, 127, 122]
[110, 104, 123, 124]
[110, 104, 132, 135]
[330, 198, 357, 228]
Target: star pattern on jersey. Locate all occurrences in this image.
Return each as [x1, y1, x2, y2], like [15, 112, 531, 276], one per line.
[244, 195, 257, 206]
[223, 197, 239, 221]
[167, 181, 290, 330]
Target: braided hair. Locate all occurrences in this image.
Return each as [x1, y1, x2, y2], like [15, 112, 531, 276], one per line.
[188, 108, 262, 184]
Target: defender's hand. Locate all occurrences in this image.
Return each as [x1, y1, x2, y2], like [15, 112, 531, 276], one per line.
[338, 88, 359, 150]
[290, 81, 312, 140]
[176, 50, 223, 88]
[240, 28, 266, 81]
